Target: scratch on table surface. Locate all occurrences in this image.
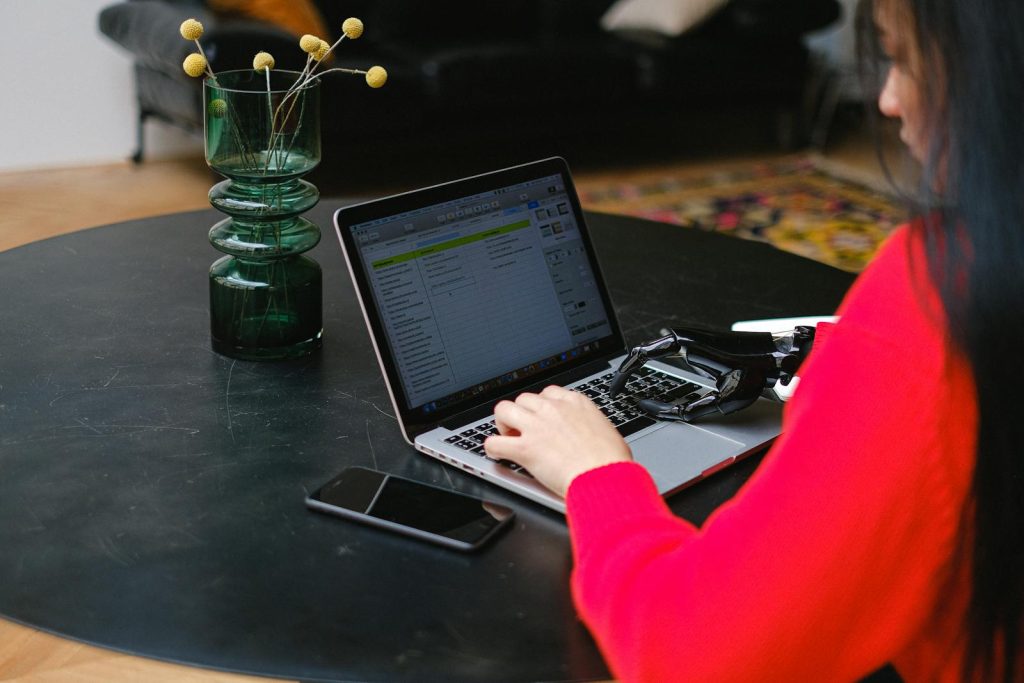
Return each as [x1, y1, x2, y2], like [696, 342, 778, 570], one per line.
[23, 503, 46, 533]
[97, 535, 134, 568]
[443, 620, 474, 650]
[74, 417, 103, 435]
[100, 368, 120, 388]
[48, 383, 185, 407]
[225, 359, 236, 443]
[440, 463, 455, 488]
[161, 450, 213, 460]
[365, 419, 378, 470]
[174, 526, 203, 544]
[64, 422, 201, 437]
[119, 424, 200, 436]
[362, 399, 395, 419]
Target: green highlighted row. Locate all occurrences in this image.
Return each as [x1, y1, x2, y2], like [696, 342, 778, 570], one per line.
[371, 219, 531, 269]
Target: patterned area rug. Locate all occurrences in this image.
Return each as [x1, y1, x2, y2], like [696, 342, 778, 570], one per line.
[578, 157, 907, 272]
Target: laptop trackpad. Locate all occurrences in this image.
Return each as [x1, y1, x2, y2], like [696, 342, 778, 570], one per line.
[630, 424, 743, 493]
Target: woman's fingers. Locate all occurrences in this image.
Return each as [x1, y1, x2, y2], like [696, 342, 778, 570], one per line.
[493, 398, 530, 436]
[483, 433, 521, 461]
[494, 391, 554, 433]
[514, 391, 548, 410]
[490, 393, 548, 463]
[539, 384, 572, 399]
[485, 385, 634, 497]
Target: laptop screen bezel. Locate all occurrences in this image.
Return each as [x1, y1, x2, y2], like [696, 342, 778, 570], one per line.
[333, 157, 627, 438]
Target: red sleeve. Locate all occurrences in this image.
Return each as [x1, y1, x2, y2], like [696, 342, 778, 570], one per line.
[565, 228, 975, 682]
[811, 320, 836, 349]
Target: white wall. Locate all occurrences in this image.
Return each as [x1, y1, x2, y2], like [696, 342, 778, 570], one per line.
[1, 0, 201, 173]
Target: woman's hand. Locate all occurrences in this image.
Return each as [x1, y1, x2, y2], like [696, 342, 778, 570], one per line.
[484, 385, 633, 498]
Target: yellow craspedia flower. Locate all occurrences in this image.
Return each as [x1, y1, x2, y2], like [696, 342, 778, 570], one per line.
[313, 40, 330, 61]
[208, 98, 228, 118]
[365, 66, 387, 88]
[299, 34, 321, 54]
[179, 18, 203, 41]
[252, 51, 275, 72]
[342, 17, 364, 39]
[183, 52, 208, 78]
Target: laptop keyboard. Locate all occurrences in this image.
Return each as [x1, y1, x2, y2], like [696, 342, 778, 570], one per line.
[442, 368, 704, 477]
[575, 367, 703, 436]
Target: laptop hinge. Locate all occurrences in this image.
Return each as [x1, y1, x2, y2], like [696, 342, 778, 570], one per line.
[438, 358, 615, 430]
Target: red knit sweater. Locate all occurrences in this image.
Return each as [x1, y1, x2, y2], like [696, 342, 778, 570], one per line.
[566, 225, 977, 682]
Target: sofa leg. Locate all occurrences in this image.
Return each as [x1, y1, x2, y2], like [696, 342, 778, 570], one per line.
[130, 110, 149, 164]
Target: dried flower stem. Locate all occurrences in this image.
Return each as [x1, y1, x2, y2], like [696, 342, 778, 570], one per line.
[288, 35, 347, 96]
[193, 38, 218, 83]
[310, 67, 368, 79]
[264, 36, 353, 160]
[263, 68, 275, 172]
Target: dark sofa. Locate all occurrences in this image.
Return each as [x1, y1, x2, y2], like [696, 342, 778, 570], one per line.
[99, 0, 840, 191]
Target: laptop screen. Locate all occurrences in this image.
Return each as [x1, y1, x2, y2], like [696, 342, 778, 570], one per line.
[335, 158, 625, 431]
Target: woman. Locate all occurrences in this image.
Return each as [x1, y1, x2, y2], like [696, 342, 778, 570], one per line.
[484, 0, 1024, 680]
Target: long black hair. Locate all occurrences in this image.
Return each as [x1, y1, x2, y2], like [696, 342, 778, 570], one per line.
[857, 0, 1024, 680]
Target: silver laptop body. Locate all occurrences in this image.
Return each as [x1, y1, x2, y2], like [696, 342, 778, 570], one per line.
[333, 158, 781, 512]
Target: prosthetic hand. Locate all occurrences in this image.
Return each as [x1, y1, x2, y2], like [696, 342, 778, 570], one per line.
[608, 325, 816, 423]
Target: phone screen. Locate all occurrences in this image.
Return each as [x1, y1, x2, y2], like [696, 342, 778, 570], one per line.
[308, 467, 514, 550]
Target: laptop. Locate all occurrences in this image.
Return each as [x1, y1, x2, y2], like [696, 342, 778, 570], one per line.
[333, 157, 781, 512]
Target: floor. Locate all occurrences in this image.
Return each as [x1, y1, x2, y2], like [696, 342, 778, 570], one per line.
[0, 113, 902, 682]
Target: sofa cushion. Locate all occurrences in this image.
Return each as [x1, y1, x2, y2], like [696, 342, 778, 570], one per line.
[627, 31, 809, 101]
[359, 1, 544, 47]
[420, 42, 639, 112]
[134, 63, 203, 129]
[100, 1, 214, 74]
[727, 0, 842, 37]
[538, 0, 616, 37]
[600, 0, 729, 36]
[208, 0, 328, 39]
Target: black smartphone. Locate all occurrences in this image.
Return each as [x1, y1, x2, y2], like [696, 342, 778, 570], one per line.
[305, 467, 515, 552]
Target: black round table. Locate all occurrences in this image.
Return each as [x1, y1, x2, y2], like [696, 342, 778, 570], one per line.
[0, 204, 854, 682]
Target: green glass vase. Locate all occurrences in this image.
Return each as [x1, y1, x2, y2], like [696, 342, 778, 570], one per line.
[204, 69, 323, 360]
